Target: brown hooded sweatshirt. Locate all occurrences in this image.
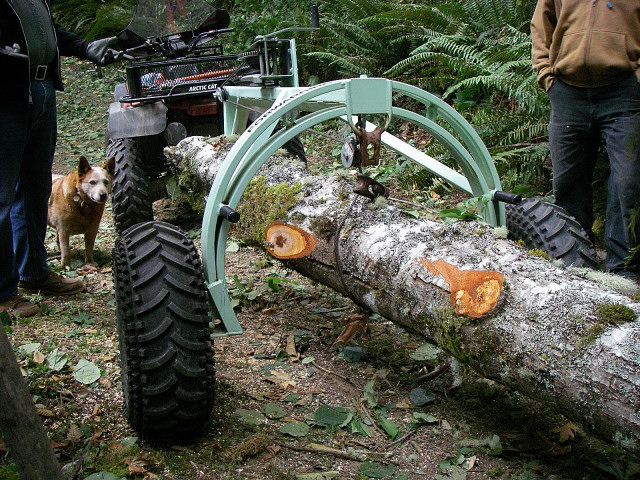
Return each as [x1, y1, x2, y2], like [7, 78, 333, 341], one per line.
[531, 0, 640, 91]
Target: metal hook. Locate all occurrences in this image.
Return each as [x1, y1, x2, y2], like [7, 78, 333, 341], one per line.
[353, 174, 389, 200]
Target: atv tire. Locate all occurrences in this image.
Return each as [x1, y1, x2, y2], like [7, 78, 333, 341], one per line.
[505, 198, 599, 268]
[112, 221, 215, 442]
[106, 138, 154, 232]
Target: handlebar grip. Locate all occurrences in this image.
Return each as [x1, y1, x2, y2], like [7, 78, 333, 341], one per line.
[219, 205, 240, 223]
[310, 4, 320, 29]
[493, 191, 522, 205]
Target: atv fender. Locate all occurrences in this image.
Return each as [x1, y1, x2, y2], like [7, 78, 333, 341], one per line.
[107, 100, 168, 139]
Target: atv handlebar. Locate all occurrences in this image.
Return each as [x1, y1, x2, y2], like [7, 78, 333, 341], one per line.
[117, 26, 234, 60]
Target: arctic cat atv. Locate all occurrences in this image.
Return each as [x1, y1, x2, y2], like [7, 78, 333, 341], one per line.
[106, 0, 304, 233]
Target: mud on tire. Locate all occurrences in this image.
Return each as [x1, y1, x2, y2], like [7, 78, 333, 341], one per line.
[112, 221, 215, 442]
[106, 138, 154, 232]
[505, 198, 599, 269]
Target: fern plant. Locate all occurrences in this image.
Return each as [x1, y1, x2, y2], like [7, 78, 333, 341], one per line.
[51, 0, 134, 39]
[383, 0, 551, 195]
[301, 0, 462, 81]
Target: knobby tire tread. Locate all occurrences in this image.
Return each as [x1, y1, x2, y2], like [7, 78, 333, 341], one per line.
[112, 221, 214, 442]
[106, 138, 154, 232]
[505, 198, 599, 269]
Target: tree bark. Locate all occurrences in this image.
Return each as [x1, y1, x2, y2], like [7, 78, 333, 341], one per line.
[0, 328, 64, 480]
[166, 136, 640, 453]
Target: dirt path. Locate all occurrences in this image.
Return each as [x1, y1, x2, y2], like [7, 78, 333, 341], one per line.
[1, 59, 636, 480]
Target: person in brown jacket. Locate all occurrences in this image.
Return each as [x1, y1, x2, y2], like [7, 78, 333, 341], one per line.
[531, 0, 640, 281]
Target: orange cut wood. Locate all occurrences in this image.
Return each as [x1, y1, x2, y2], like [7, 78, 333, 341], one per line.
[265, 221, 317, 259]
[420, 258, 503, 318]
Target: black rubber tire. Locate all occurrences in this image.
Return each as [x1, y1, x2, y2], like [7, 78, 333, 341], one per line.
[112, 221, 215, 442]
[505, 198, 599, 268]
[106, 138, 154, 232]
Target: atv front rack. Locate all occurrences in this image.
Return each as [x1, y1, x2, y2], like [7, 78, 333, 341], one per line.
[124, 50, 255, 101]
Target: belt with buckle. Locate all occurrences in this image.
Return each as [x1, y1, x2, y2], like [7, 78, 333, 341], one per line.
[31, 65, 48, 81]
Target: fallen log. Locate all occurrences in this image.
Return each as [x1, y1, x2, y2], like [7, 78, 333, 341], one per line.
[165, 136, 640, 453]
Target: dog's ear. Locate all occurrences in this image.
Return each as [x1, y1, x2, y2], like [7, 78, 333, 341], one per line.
[78, 156, 91, 175]
[104, 156, 116, 177]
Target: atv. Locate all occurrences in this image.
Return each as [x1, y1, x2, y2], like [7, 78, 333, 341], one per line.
[106, 0, 276, 232]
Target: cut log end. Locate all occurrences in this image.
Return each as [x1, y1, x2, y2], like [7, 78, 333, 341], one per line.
[420, 258, 503, 318]
[265, 221, 317, 259]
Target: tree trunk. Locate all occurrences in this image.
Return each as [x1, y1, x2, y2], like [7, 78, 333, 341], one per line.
[0, 328, 64, 480]
[166, 136, 640, 453]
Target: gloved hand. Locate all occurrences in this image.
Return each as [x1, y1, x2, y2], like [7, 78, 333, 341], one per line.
[84, 37, 123, 66]
[0, 42, 28, 61]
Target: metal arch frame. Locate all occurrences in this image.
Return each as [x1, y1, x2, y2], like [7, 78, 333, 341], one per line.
[201, 77, 504, 337]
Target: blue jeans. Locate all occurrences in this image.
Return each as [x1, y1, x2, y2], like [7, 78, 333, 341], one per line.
[0, 79, 56, 302]
[548, 74, 640, 275]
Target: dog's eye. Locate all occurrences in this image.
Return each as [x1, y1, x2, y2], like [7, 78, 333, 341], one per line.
[90, 180, 97, 185]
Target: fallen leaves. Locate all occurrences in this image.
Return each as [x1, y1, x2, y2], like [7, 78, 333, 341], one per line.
[126, 453, 158, 479]
[552, 422, 581, 443]
[264, 369, 297, 389]
[335, 313, 368, 345]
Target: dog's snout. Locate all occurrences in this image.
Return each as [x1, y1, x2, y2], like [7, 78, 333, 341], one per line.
[99, 192, 108, 202]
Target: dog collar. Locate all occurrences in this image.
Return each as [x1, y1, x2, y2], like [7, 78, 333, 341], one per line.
[73, 188, 84, 206]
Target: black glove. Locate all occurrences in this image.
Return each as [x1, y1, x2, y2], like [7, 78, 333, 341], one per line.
[84, 37, 123, 66]
[0, 43, 28, 62]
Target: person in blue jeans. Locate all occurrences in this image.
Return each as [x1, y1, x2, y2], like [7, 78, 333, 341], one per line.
[0, 0, 123, 317]
[531, 0, 640, 282]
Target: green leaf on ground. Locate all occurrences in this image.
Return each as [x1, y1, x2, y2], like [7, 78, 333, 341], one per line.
[349, 418, 372, 437]
[72, 359, 101, 384]
[264, 402, 286, 419]
[413, 412, 439, 425]
[435, 465, 467, 480]
[18, 343, 41, 355]
[487, 434, 503, 456]
[401, 209, 419, 218]
[313, 406, 353, 427]
[46, 348, 68, 371]
[280, 421, 309, 437]
[282, 394, 302, 403]
[376, 412, 399, 439]
[363, 380, 378, 407]
[226, 240, 240, 253]
[359, 461, 396, 478]
[234, 408, 266, 426]
[71, 312, 94, 326]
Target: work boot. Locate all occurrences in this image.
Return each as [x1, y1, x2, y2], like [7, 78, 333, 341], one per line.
[18, 271, 85, 296]
[0, 294, 40, 318]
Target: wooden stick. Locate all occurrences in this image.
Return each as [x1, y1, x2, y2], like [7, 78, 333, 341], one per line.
[311, 360, 358, 387]
[273, 440, 364, 461]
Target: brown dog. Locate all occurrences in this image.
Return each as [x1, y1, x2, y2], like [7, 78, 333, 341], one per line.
[48, 156, 115, 268]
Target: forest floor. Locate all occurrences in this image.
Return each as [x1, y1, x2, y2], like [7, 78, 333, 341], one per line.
[1, 59, 639, 480]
